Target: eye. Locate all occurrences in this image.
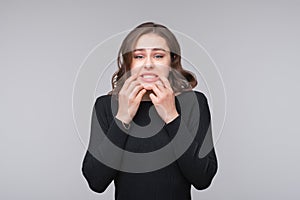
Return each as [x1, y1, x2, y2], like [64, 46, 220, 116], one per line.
[154, 54, 164, 59]
[134, 55, 144, 59]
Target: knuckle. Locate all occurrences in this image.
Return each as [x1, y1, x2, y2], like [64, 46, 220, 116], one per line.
[128, 97, 134, 103]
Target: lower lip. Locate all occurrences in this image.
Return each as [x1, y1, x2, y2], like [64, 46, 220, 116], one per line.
[140, 76, 159, 82]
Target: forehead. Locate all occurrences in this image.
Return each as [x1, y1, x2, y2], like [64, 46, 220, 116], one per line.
[134, 33, 170, 51]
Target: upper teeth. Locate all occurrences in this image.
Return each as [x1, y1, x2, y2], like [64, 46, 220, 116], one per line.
[143, 75, 156, 78]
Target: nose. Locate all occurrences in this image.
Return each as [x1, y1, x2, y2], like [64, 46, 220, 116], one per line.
[144, 55, 154, 69]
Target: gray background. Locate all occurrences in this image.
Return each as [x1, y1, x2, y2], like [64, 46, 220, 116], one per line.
[1, 0, 299, 199]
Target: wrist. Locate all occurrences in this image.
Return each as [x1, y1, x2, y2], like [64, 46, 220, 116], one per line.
[115, 114, 132, 124]
[165, 112, 179, 124]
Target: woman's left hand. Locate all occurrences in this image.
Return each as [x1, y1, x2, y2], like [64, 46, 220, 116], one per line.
[145, 76, 179, 124]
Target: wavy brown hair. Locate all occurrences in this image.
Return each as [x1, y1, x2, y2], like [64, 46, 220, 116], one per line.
[108, 22, 197, 95]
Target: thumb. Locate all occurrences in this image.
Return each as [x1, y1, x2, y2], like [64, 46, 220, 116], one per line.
[149, 93, 157, 103]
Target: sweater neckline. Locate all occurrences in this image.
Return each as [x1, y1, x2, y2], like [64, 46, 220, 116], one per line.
[140, 100, 153, 103]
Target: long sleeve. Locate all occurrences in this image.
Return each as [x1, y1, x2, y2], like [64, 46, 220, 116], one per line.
[163, 91, 218, 190]
[81, 96, 129, 193]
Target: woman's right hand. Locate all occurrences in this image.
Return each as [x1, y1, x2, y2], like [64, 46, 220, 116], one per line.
[115, 73, 146, 124]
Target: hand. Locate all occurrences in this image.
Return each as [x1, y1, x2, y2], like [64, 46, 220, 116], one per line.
[144, 76, 179, 124]
[116, 73, 147, 124]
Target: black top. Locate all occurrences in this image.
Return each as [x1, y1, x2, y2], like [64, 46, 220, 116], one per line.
[81, 90, 218, 200]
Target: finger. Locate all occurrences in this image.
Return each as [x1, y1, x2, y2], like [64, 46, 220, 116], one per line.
[153, 83, 163, 96]
[123, 73, 139, 90]
[156, 80, 165, 88]
[124, 66, 144, 90]
[155, 81, 165, 92]
[146, 83, 162, 97]
[149, 92, 158, 103]
[135, 88, 147, 102]
[126, 80, 141, 94]
[129, 84, 144, 99]
[159, 76, 172, 91]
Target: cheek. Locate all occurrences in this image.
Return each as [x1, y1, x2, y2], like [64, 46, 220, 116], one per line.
[130, 60, 138, 70]
[154, 68, 169, 79]
[130, 67, 139, 75]
[162, 65, 170, 76]
[130, 60, 143, 70]
[163, 69, 170, 78]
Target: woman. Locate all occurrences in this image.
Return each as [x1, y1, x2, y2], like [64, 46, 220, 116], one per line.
[82, 22, 218, 200]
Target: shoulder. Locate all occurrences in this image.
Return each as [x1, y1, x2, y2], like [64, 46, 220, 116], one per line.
[93, 94, 113, 115]
[93, 94, 117, 120]
[94, 94, 112, 106]
[179, 90, 209, 106]
[194, 90, 209, 107]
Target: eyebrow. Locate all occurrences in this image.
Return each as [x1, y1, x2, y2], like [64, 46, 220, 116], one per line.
[133, 48, 167, 52]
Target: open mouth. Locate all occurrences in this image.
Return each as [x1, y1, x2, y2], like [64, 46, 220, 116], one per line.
[140, 74, 159, 82]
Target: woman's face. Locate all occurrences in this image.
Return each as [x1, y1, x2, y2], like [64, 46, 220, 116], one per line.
[130, 33, 171, 85]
